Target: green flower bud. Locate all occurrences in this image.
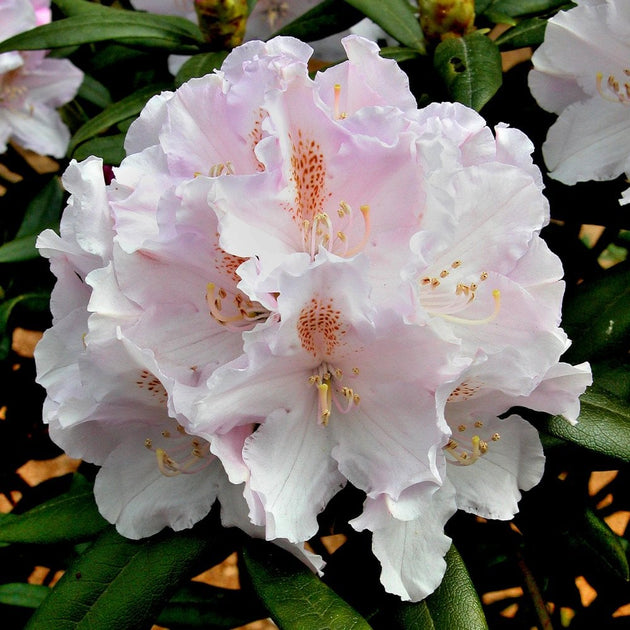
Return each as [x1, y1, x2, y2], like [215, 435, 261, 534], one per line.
[418, 0, 475, 42]
[194, 0, 249, 49]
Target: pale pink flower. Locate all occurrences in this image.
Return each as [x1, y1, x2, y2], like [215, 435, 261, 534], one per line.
[36, 36, 591, 603]
[0, 0, 83, 157]
[192, 251, 460, 542]
[529, 0, 630, 184]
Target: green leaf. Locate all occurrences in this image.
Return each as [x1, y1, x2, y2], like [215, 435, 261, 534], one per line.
[494, 17, 548, 49]
[272, 0, 364, 45]
[175, 51, 229, 87]
[0, 12, 204, 55]
[395, 546, 487, 630]
[541, 385, 630, 463]
[0, 292, 50, 359]
[72, 134, 126, 165]
[433, 32, 502, 111]
[561, 262, 630, 363]
[53, 0, 109, 16]
[379, 46, 423, 63]
[0, 177, 63, 263]
[69, 83, 168, 156]
[157, 582, 268, 628]
[242, 539, 372, 630]
[483, 0, 570, 18]
[568, 508, 630, 582]
[77, 74, 112, 109]
[0, 584, 50, 609]
[343, 0, 426, 52]
[0, 475, 108, 544]
[25, 519, 234, 630]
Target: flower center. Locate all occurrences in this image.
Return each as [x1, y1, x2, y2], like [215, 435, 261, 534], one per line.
[206, 282, 269, 331]
[301, 200, 371, 259]
[0, 70, 28, 110]
[418, 259, 501, 325]
[144, 421, 212, 477]
[444, 419, 501, 466]
[307, 364, 361, 426]
[596, 69, 630, 105]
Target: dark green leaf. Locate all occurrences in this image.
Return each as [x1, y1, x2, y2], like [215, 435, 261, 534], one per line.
[242, 539, 372, 630]
[483, 0, 570, 18]
[77, 75, 112, 109]
[69, 83, 168, 155]
[392, 600, 436, 629]
[175, 51, 229, 87]
[393, 546, 487, 629]
[541, 385, 630, 463]
[0, 234, 46, 264]
[0, 13, 204, 55]
[272, 0, 363, 45]
[343, 0, 426, 52]
[567, 508, 630, 582]
[0, 475, 108, 544]
[72, 134, 126, 165]
[562, 262, 630, 363]
[379, 46, 422, 63]
[0, 178, 63, 263]
[0, 584, 50, 609]
[53, 0, 109, 16]
[16, 177, 63, 239]
[494, 17, 548, 50]
[434, 33, 502, 111]
[482, 10, 518, 26]
[157, 582, 268, 628]
[25, 520, 233, 630]
[0, 292, 49, 359]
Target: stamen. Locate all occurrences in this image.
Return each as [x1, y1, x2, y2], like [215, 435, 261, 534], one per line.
[205, 282, 268, 330]
[344, 205, 371, 257]
[596, 71, 630, 104]
[444, 422, 501, 466]
[333, 83, 347, 119]
[437, 289, 501, 325]
[317, 382, 331, 425]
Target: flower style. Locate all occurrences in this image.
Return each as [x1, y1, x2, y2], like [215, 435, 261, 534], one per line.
[529, 0, 630, 185]
[36, 36, 591, 603]
[0, 0, 83, 157]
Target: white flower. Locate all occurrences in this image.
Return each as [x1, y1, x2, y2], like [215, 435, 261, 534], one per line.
[0, 0, 83, 157]
[529, 0, 630, 184]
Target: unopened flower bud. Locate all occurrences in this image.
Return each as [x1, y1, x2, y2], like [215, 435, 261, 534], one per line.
[418, 0, 475, 42]
[194, 0, 249, 49]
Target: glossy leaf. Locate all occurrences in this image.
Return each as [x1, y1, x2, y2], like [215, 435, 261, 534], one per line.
[483, 0, 570, 17]
[568, 508, 630, 582]
[53, 0, 109, 16]
[273, 0, 364, 43]
[242, 539, 371, 630]
[69, 84, 168, 155]
[156, 582, 268, 628]
[0, 12, 204, 54]
[561, 262, 630, 363]
[0, 584, 49, 608]
[25, 519, 234, 630]
[394, 546, 487, 630]
[77, 75, 112, 109]
[494, 17, 548, 50]
[72, 134, 126, 165]
[541, 385, 630, 463]
[434, 32, 502, 111]
[0, 475, 108, 544]
[175, 51, 229, 87]
[343, 0, 426, 52]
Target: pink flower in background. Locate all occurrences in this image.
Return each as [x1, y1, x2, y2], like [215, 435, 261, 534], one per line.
[36, 36, 591, 602]
[0, 0, 83, 157]
[529, 0, 630, 185]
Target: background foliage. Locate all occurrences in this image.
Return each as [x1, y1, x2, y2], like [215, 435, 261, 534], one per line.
[0, 0, 628, 628]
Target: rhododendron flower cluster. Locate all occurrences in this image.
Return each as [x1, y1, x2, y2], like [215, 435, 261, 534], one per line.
[529, 0, 630, 197]
[0, 0, 83, 157]
[36, 35, 591, 601]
